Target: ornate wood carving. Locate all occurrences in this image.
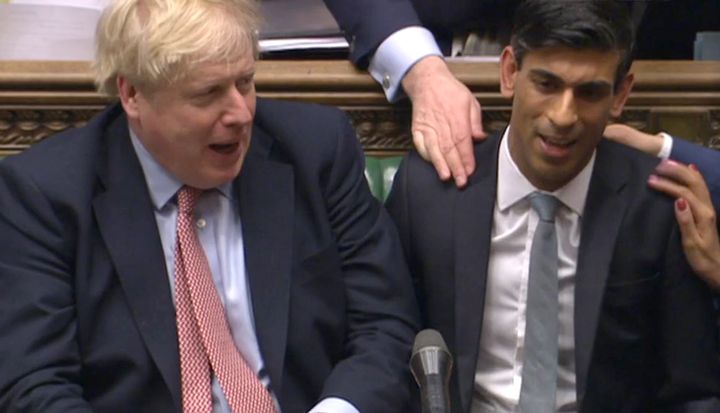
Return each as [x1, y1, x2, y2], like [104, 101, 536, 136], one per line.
[1, 60, 719, 155]
[346, 108, 412, 153]
[708, 110, 720, 150]
[0, 108, 100, 153]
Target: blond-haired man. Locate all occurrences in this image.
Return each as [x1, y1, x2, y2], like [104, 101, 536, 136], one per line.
[0, 1, 419, 412]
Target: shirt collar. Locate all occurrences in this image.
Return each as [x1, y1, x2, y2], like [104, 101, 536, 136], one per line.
[496, 127, 595, 217]
[128, 126, 234, 211]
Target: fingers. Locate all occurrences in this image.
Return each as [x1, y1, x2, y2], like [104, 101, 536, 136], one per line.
[674, 196, 720, 291]
[674, 197, 701, 248]
[469, 97, 486, 141]
[411, 107, 466, 186]
[650, 160, 712, 206]
[403, 57, 479, 188]
[409, 104, 471, 186]
[412, 131, 429, 163]
[648, 171, 715, 235]
[413, 129, 451, 181]
[648, 161, 716, 244]
[649, 160, 720, 289]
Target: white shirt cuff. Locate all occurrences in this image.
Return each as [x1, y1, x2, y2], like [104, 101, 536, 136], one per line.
[368, 26, 442, 102]
[657, 132, 674, 159]
[307, 397, 360, 413]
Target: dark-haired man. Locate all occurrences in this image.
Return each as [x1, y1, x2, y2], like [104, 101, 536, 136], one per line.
[387, 1, 720, 412]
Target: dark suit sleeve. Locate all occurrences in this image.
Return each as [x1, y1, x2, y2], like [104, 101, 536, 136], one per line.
[0, 161, 92, 412]
[323, 0, 422, 67]
[318, 112, 420, 411]
[669, 136, 720, 211]
[657, 221, 720, 403]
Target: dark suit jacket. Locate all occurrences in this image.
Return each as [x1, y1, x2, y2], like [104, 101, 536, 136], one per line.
[386, 132, 720, 413]
[0, 99, 419, 412]
[324, 0, 718, 66]
[670, 137, 720, 211]
[323, 0, 516, 65]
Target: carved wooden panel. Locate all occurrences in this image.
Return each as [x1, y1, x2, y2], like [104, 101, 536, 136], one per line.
[709, 110, 720, 150]
[1, 60, 719, 156]
[0, 107, 102, 154]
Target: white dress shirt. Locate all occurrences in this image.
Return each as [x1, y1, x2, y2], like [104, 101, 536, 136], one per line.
[471, 129, 595, 413]
[129, 129, 358, 413]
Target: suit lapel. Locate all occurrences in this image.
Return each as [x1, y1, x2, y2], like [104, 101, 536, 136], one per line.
[573, 141, 629, 401]
[92, 115, 181, 410]
[453, 134, 502, 412]
[235, 126, 294, 397]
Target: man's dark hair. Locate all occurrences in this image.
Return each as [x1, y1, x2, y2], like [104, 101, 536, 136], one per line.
[511, 0, 634, 89]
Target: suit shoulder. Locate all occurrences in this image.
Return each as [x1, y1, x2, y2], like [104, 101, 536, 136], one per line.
[253, 98, 356, 163]
[599, 139, 660, 176]
[597, 140, 677, 217]
[255, 98, 345, 127]
[400, 149, 439, 182]
[0, 105, 121, 190]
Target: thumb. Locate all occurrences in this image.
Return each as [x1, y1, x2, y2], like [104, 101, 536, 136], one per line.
[469, 99, 486, 140]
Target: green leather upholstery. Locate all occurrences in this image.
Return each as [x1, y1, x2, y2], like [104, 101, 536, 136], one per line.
[364, 156, 402, 202]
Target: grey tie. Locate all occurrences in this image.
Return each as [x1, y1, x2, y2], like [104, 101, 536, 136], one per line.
[518, 192, 561, 413]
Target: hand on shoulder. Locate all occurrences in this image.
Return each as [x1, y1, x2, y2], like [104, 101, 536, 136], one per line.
[402, 56, 486, 188]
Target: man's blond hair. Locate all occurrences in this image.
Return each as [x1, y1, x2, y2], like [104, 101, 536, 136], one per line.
[94, 0, 260, 96]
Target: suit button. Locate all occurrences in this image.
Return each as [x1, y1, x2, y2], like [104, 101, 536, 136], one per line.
[196, 218, 207, 229]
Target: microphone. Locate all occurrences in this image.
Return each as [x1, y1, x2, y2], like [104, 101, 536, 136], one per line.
[410, 329, 453, 413]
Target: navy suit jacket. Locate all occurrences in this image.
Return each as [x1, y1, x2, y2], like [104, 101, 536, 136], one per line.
[670, 137, 720, 211]
[386, 132, 720, 413]
[0, 99, 419, 412]
[323, 0, 516, 65]
[324, 0, 719, 67]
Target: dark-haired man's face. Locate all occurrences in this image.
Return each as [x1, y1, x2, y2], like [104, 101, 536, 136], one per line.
[500, 46, 633, 191]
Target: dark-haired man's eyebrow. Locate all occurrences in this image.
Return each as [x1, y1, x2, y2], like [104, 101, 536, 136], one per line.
[528, 69, 563, 85]
[529, 68, 612, 94]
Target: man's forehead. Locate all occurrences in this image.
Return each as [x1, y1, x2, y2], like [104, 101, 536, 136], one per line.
[185, 57, 256, 84]
[520, 46, 620, 84]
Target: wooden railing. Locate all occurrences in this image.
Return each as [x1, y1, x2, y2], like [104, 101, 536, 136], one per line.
[1, 59, 719, 156]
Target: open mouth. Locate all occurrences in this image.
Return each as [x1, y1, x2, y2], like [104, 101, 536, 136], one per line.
[539, 133, 576, 148]
[538, 133, 576, 158]
[209, 142, 240, 154]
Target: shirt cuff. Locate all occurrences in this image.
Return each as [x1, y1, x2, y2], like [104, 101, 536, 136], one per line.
[307, 397, 360, 413]
[368, 26, 442, 102]
[657, 132, 674, 159]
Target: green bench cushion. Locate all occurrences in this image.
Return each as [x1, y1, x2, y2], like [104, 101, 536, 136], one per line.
[364, 155, 402, 202]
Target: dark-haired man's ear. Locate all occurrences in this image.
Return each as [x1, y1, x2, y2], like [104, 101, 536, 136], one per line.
[499, 46, 518, 99]
[610, 73, 634, 118]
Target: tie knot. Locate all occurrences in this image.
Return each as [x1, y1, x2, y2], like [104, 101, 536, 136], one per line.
[177, 186, 203, 214]
[529, 192, 560, 223]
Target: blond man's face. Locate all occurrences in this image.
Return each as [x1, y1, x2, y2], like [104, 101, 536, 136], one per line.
[121, 52, 256, 189]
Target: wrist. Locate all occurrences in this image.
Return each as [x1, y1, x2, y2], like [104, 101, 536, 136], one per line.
[401, 55, 449, 97]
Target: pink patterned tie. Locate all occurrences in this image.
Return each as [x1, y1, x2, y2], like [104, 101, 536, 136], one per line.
[174, 186, 276, 413]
